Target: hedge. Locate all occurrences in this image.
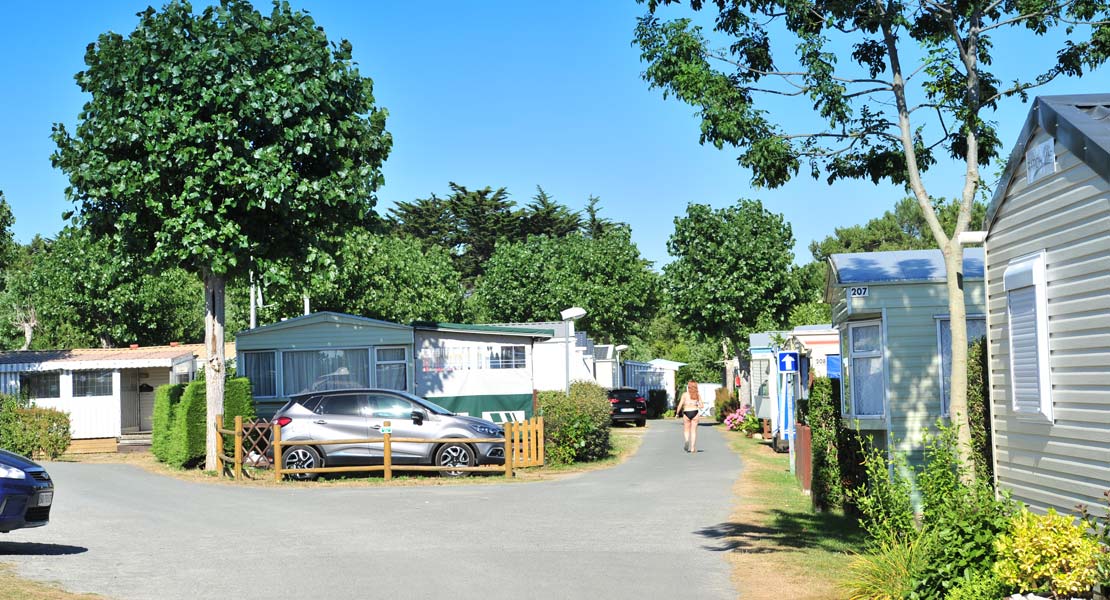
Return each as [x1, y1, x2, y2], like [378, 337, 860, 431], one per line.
[538, 381, 611, 464]
[151, 383, 186, 462]
[0, 394, 72, 459]
[967, 337, 993, 483]
[714, 387, 741, 423]
[159, 378, 255, 468]
[646, 389, 668, 419]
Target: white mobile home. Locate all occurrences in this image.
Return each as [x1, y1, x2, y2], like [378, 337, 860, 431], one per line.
[826, 249, 986, 460]
[0, 345, 197, 452]
[984, 94, 1110, 514]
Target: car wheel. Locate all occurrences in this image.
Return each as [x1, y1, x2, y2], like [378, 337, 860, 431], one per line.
[435, 443, 475, 478]
[636, 418, 646, 427]
[282, 446, 322, 481]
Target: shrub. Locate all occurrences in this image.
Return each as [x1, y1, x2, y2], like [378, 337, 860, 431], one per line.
[714, 387, 741, 423]
[842, 534, 932, 600]
[808, 377, 845, 511]
[646, 389, 668, 418]
[946, 569, 1009, 600]
[538, 381, 611, 464]
[164, 378, 255, 468]
[151, 383, 186, 462]
[967, 337, 993, 483]
[847, 437, 916, 547]
[0, 394, 71, 459]
[994, 508, 1105, 599]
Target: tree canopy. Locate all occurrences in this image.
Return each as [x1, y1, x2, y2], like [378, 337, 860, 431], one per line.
[664, 200, 797, 355]
[470, 229, 659, 342]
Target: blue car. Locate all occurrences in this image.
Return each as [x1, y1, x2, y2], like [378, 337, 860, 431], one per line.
[0, 448, 53, 533]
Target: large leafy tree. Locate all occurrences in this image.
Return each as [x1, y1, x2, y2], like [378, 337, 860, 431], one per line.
[2, 228, 204, 350]
[0, 192, 16, 273]
[664, 200, 797, 358]
[52, 0, 391, 469]
[635, 0, 1108, 470]
[470, 229, 659, 342]
[230, 230, 464, 327]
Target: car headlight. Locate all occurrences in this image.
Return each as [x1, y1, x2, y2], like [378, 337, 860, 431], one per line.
[470, 424, 502, 437]
[0, 465, 26, 480]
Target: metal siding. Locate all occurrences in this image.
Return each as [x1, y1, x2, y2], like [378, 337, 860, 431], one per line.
[986, 130, 1110, 513]
[235, 319, 414, 351]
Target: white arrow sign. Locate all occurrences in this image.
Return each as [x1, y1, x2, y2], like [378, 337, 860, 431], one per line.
[778, 351, 799, 373]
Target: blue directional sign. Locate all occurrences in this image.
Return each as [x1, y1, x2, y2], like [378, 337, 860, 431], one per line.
[778, 351, 799, 373]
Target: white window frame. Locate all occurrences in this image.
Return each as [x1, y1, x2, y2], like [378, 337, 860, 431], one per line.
[240, 351, 278, 399]
[73, 369, 114, 397]
[847, 320, 886, 418]
[373, 346, 409, 391]
[1004, 250, 1052, 421]
[934, 315, 987, 417]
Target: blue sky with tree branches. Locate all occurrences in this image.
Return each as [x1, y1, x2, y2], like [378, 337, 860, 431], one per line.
[0, 1, 1098, 268]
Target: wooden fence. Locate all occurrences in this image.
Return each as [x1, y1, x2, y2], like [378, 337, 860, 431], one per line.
[216, 415, 545, 481]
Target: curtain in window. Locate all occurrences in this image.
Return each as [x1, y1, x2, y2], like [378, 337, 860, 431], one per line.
[240, 352, 276, 397]
[282, 349, 370, 395]
[375, 347, 406, 390]
[74, 370, 113, 397]
[852, 357, 884, 416]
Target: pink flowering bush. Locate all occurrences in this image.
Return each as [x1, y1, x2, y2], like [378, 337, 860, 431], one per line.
[725, 404, 760, 433]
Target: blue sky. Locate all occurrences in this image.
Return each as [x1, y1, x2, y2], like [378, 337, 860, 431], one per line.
[0, 1, 1103, 268]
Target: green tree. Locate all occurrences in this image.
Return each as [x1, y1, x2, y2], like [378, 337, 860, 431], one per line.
[471, 229, 659, 342]
[446, 183, 522, 285]
[583, 195, 618, 239]
[521, 186, 583, 238]
[634, 2, 1107, 470]
[2, 229, 204, 350]
[388, 195, 457, 251]
[235, 230, 464, 326]
[664, 200, 797, 358]
[52, 0, 391, 469]
[0, 192, 16, 274]
[625, 312, 723, 383]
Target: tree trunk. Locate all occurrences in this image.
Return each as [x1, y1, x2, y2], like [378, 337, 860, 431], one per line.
[942, 242, 975, 477]
[204, 273, 227, 471]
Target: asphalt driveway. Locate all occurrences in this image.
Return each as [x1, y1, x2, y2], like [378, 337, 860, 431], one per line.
[2, 420, 741, 600]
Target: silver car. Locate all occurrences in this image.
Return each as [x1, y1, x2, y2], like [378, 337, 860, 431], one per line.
[272, 388, 505, 480]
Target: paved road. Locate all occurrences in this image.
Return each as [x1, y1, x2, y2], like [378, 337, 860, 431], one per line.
[2, 420, 740, 600]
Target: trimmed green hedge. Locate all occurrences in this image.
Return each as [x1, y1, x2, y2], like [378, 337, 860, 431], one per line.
[156, 378, 255, 468]
[151, 383, 186, 462]
[538, 381, 611, 464]
[0, 394, 72, 459]
[647, 389, 668, 419]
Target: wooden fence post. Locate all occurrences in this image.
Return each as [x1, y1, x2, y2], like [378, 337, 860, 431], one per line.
[383, 420, 392, 482]
[537, 416, 544, 466]
[273, 420, 282, 482]
[234, 415, 243, 481]
[216, 414, 224, 475]
[504, 421, 514, 479]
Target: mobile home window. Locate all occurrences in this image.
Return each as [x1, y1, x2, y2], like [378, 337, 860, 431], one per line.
[489, 345, 527, 369]
[375, 347, 407, 391]
[20, 372, 60, 399]
[240, 351, 277, 398]
[936, 317, 987, 416]
[1004, 251, 1052, 420]
[73, 370, 114, 397]
[282, 349, 370, 395]
[848, 321, 884, 417]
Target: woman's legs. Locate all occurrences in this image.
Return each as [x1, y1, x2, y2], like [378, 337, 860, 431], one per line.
[688, 416, 699, 452]
[682, 416, 692, 450]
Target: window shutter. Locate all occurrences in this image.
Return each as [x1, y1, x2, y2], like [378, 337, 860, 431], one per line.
[1007, 287, 1042, 414]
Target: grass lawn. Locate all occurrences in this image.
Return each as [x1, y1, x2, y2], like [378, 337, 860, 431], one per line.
[57, 424, 646, 488]
[718, 427, 865, 600]
[0, 565, 103, 600]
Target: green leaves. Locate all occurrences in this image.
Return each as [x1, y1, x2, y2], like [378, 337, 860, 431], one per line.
[663, 200, 797, 351]
[52, 0, 392, 279]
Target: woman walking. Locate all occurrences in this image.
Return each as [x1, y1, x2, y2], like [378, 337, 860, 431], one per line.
[674, 380, 702, 453]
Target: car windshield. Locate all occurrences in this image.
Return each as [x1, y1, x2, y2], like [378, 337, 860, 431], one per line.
[609, 389, 639, 401]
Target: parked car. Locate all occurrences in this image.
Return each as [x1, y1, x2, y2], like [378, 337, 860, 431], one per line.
[0, 449, 54, 533]
[608, 387, 647, 427]
[271, 388, 505, 480]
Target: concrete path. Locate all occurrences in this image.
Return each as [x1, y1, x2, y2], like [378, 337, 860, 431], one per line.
[2, 420, 740, 600]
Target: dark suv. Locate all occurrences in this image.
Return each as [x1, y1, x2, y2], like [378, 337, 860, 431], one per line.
[608, 387, 647, 427]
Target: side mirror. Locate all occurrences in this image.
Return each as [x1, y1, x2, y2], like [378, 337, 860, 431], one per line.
[411, 410, 425, 426]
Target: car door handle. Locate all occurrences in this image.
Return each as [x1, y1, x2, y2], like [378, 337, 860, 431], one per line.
[313, 420, 327, 424]
[370, 424, 382, 430]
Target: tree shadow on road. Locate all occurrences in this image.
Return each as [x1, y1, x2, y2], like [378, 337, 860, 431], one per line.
[696, 508, 864, 554]
[0, 542, 88, 556]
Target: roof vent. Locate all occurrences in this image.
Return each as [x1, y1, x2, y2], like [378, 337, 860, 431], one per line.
[169, 341, 179, 347]
[129, 344, 139, 349]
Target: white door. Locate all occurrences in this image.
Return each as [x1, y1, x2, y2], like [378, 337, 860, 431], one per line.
[139, 383, 156, 431]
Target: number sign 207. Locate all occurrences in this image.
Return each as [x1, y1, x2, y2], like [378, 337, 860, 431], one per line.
[849, 287, 869, 298]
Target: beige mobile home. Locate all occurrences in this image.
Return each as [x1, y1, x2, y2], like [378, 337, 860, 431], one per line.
[826, 249, 986, 460]
[984, 94, 1110, 514]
